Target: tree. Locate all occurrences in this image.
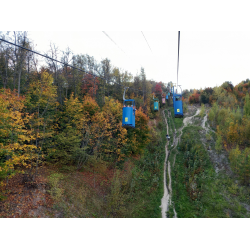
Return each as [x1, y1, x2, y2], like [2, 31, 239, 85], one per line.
[24, 71, 57, 178]
[155, 82, 163, 95]
[199, 104, 205, 117]
[208, 109, 215, 126]
[81, 74, 99, 99]
[244, 93, 250, 117]
[215, 133, 223, 152]
[0, 89, 36, 185]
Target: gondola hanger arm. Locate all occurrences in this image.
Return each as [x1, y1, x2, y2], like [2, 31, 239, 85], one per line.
[123, 87, 129, 101]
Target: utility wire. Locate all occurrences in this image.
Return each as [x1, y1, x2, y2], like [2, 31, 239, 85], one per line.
[141, 31, 152, 52]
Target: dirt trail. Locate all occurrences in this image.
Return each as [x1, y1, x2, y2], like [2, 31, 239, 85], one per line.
[201, 113, 209, 134]
[160, 110, 170, 218]
[183, 109, 200, 127]
[161, 108, 201, 218]
[160, 110, 178, 218]
[173, 108, 201, 150]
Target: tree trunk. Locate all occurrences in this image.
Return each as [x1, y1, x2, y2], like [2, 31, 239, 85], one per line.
[4, 51, 8, 89]
[18, 69, 21, 97]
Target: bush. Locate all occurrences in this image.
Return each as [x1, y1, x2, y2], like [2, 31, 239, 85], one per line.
[183, 102, 188, 113]
[157, 121, 164, 130]
[199, 104, 205, 117]
[215, 134, 223, 152]
[48, 173, 64, 202]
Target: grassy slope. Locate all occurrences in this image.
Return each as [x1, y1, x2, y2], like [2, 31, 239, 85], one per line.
[168, 110, 250, 218]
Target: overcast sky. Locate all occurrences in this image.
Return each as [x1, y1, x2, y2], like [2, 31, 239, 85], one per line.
[27, 31, 250, 92]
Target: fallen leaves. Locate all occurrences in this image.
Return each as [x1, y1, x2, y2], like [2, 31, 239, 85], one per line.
[0, 171, 54, 218]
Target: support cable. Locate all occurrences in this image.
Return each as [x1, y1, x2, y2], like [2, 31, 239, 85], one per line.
[102, 31, 126, 54]
[141, 31, 152, 52]
[103, 31, 144, 69]
[177, 31, 180, 86]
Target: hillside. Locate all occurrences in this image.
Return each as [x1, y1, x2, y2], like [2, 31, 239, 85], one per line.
[1, 31, 250, 218]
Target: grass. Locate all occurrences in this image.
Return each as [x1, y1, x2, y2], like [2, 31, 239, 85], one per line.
[169, 107, 184, 130]
[164, 105, 250, 217]
[170, 125, 250, 218]
[165, 110, 174, 149]
[129, 113, 167, 218]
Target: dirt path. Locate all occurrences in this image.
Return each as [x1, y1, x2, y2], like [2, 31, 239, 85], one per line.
[172, 108, 201, 151]
[160, 110, 170, 218]
[183, 109, 200, 127]
[161, 108, 201, 218]
[160, 110, 178, 218]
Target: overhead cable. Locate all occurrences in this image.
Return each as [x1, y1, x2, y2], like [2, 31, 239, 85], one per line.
[102, 31, 126, 54]
[177, 31, 180, 86]
[102, 31, 144, 69]
[141, 31, 152, 52]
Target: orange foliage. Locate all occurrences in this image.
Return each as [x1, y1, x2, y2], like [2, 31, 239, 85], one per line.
[126, 107, 150, 155]
[0, 89, 37, 183]
[82, 94, 100, 119]
[81, 74, 99, 98]
[189, 93, 200, 104]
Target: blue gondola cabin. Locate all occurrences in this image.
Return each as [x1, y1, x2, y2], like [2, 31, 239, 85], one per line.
[173, 94, 183, 118]
[154, 101, 159, 111]
[122, 99, 136, 128]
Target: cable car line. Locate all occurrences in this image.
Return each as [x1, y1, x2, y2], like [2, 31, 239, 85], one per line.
[141, 31, 152, 53]
[173, 31, 183, 118]
[102, 31, 145, 71]
[0, 37, 150, 95]
[177, 31, 180, 86]
[102, 31, 126, 54]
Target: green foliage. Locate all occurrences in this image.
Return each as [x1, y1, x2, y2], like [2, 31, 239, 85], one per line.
[215, 134, 223, 152]
[183, 102, 188, 113]
[50, 129, 83, 166]
[199, 103, 205, 117]
[244, 93, 250, 117]
[126, 107, 150, 156]
[172, 126, 249, 218]
[211, 102, 219, 116]
[234, 106, 242, 124]
[217, 109, 227, 125]
[208, 109, 215, 124]
[157, 121, 163, 130]
[169, 107, 183, 130]
[47, 94, 86, 166]
[48, 173, 64, 202]
[229, 146, 250, 185]
[206, 133, 212, 141]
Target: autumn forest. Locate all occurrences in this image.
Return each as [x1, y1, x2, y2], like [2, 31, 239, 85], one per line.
[1, 31, 250, 218]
